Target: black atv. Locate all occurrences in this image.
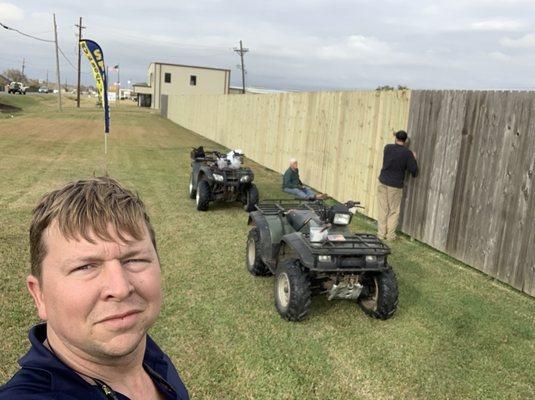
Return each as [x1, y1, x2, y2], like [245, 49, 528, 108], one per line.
[189, 146, 259, 212]
[246, 199, 398, 321]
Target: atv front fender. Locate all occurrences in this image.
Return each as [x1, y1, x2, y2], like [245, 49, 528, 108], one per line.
[248, 211, 288, 272]
[280, 232, 315, 269]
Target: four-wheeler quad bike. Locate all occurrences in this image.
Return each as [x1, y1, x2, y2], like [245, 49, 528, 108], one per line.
[189, 146, 259, 212]
[246, 199, 398, 321]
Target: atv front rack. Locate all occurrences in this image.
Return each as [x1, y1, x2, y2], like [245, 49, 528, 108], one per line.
[304, 233, 390, 256]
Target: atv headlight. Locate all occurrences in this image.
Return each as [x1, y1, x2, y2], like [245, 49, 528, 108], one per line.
[365, 255, 377, 263]
[333, 213, 351, 225]
[318, 255, 332, 263]
[213, 173, 224, 182]
[240, 175, 250, 182]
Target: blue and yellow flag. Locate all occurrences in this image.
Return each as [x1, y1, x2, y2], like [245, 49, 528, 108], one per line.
[80, 39, 110, 133]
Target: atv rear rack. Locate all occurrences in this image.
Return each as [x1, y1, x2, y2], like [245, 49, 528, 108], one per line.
[256, 199, 324, 215]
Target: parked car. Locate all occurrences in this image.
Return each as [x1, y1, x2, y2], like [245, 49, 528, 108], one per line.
[38, 87, 51, 93]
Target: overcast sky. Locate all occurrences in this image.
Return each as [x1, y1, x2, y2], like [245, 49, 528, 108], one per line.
[2, 0, 535, 91]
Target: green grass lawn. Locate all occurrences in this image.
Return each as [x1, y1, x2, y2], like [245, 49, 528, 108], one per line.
[0, 93, 534, 399]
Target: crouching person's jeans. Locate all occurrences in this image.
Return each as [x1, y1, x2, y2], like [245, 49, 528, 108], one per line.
[283, 187, 316, 199]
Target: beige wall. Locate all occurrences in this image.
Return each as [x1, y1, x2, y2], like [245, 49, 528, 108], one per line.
[151, 63, 229, 109]
[132, 85, 151, 95]
[166, 91, 411, 219]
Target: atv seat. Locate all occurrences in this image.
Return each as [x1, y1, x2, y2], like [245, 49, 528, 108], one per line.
[286, 210, 321, 232]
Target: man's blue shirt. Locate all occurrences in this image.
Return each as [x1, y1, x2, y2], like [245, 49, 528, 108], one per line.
[0, 323, 189, 400]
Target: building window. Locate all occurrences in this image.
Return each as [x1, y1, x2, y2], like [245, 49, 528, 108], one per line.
[190, 75, 197, 86]
[164, 73, 171, 83]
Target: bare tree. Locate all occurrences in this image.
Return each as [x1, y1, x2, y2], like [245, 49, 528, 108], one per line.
[3, 68, 27, 83]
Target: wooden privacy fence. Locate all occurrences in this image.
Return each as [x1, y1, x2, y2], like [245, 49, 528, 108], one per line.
[167, 90, 411, 219]
[402, 90, 535, 297]
[166, 90, 534, 297]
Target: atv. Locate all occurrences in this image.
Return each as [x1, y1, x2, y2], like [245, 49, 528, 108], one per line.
[189, 146, 259, 212]
[246, 199, 398, 321]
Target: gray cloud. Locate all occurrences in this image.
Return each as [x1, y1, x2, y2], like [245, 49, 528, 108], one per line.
[1, 0, 535, 90]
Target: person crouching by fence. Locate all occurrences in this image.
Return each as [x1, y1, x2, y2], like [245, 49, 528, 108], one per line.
[377, 130, 419, 241]
[283, 158, 326, 200]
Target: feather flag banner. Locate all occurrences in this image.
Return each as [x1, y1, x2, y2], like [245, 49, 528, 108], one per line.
[80, 39, 110, 135]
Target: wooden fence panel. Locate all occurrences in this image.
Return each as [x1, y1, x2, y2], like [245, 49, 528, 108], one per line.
[402, 90, 535, 296]
[167, 90, 411, 219]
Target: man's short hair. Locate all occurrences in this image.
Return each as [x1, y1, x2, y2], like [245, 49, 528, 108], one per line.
[395, 130, 408, 142]
[29, 177, 156, 281]
[289, 158, 297, 164]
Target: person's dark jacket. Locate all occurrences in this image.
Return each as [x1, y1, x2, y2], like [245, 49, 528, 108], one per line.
[0, 323, 189, 400]
[282, 167, 302, 189]
[379, 143, 419, 188]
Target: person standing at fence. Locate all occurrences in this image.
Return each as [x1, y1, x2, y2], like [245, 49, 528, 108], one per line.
[377, 130, 419, 241]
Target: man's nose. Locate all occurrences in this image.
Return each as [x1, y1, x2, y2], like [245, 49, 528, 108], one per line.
[101, 261, 134, 300]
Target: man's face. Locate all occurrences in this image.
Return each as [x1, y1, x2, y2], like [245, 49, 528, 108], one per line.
[290, 161, 298, 170]
[27, 222, 162, 360]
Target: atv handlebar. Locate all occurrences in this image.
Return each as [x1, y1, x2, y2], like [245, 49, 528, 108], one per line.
[345, 200, 363, 209]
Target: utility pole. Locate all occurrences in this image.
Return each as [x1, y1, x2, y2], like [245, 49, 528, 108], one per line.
[116, 65, 120, 105]
[234, 40, 248, 94]
[21, 57, 25, 79]
[53, 13, 62, 111]
[75, 17, 85, 108]
[46, 70, 48, 87]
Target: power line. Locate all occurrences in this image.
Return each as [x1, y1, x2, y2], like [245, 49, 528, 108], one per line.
[0, 21, 54, 43]
[58, 46, 77, 71]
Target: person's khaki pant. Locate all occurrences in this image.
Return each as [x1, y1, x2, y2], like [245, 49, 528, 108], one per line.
[377, 183, 403, 240]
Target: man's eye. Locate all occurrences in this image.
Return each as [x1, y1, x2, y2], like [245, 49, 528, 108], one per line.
[124, 259, 148, 265]
[73, 264, 94, 272]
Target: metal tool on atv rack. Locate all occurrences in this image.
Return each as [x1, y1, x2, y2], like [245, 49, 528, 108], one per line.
[246, 198, 399, 322]
[188, 146, 259, 212]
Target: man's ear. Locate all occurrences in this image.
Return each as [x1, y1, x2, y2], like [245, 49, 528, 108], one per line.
[27, 275, 48, 321]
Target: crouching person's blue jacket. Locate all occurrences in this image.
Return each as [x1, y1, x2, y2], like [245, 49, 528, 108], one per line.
[0, 323, 189, 400]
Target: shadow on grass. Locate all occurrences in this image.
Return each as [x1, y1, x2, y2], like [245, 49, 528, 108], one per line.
[0, 102, 22, 114]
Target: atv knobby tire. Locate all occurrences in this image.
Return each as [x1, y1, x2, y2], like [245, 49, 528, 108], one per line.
[188, 173, 196, 199]
[274, 260, 311, 322]
[358, 268, 398, 320]
[196, 180, 211, 211]
[246, 227, 271, 276]
[243, 184, 259, 212]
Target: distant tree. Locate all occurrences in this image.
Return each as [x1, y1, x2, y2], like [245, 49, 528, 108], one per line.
[3, 68, 27, 83]
[26, 78, 41, 92]
[376, 85, 410, 91]
[376, 85, 395, 91]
